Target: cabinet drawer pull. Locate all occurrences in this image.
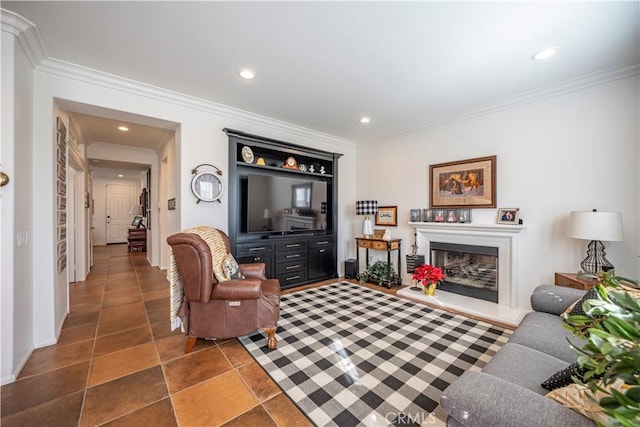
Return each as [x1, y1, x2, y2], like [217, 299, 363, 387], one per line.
[249, 247, 266, 252]
[285, 254, 300, 259]
[285, 275, 301, 281]
[319, 249, 325, 253]
[315, 241, 329, 245]
[285, 264, 300, 270]
[286, 243, 301, 248]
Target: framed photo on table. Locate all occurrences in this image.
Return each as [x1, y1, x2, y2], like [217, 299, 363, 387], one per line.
[430, 155, 496, 209]
[375, 206, 398, 226]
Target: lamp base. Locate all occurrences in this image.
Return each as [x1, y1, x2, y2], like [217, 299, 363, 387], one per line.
[362, 216, 373, 237]
[580, 240, 614, 274]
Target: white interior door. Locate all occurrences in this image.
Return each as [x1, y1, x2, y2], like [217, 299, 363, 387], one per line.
[106, 184, 135, 244]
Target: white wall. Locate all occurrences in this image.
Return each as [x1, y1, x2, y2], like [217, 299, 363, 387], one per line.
[26, 58, 356, 358]
[357, 75, 640, 309]
[1, 19, 34, 384]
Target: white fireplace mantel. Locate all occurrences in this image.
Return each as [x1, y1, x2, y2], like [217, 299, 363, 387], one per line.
[398, 222, 528, 326]
[407, 221, 526, 234]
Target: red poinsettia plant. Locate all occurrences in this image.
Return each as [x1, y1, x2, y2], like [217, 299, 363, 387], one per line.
[412, 264, 445, 287]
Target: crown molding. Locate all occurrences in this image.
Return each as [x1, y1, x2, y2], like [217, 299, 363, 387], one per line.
[363, 62, 640, 145]
[1, 9, 47, 67]
[36, 58, 355, 151]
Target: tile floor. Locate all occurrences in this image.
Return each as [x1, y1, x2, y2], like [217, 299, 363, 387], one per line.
[0, 244, 313, 426]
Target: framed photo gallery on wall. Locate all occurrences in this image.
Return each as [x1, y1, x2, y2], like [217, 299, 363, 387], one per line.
[411, 208, 472, 223]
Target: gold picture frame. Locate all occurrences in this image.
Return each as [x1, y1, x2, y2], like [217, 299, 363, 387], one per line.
[430, 155, 496, 209]
[375, 206, 398, 226]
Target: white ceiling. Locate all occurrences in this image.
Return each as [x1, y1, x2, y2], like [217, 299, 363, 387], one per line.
[4, 1, 639, 144]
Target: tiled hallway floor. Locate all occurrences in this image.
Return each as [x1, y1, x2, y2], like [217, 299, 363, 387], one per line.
[1, 244, 312, 426]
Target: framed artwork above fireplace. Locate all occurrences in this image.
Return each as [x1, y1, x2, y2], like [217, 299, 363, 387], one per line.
[429, 155, 496, 209]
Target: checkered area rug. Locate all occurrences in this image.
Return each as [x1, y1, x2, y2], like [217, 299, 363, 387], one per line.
[239, 282, 512, 427]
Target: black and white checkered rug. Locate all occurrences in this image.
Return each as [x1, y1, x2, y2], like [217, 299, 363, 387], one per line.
[239, 282, 512, 427]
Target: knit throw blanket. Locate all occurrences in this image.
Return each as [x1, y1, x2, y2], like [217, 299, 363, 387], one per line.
[169, 226, 229, 332]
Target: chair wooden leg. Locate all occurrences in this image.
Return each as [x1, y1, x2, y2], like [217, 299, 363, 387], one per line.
[264, 327, 277, 349]
[184, 336, 197, 353]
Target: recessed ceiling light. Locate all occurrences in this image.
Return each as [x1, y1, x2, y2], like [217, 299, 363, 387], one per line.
[117, 174, 124, 178]
[118, 126, 129, 132]
[238, 69, 256, 80]
[532, 47, 559, 62]
[360, 117, 371, 124]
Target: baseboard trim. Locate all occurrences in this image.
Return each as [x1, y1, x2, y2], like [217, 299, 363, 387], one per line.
[2, 346, 35, 385]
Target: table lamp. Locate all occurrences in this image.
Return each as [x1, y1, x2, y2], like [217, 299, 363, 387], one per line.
[129, 204, 144, 228]
[566, 209, 623, 274]
[356, 200, 378, 238]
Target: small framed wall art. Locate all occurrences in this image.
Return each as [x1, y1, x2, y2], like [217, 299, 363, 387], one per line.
[375, 206, 398, 226]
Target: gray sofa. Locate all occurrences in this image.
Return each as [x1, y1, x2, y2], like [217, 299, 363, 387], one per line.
[440, 285, 595, 426]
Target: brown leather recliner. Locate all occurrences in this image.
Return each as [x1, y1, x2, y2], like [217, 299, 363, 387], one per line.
[167, 230, 280, 352]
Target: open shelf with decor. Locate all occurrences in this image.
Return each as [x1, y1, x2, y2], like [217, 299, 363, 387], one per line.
[225, 128, 342, 289]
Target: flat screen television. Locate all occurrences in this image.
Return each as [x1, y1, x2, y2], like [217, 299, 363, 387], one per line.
[243, 173, 329, 234]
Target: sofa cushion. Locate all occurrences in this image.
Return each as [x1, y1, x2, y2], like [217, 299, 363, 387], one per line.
[509, 311, 583, 363]
[482, 343, 570, 395]
[531, 285, 587, 315]
[546, 379, 629, 425]
[221, 253, 245, 281]
[562, 287, 600, 318]
[541, 362, 590, 391]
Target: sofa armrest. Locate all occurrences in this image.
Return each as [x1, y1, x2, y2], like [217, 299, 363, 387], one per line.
[440, 371, 593, 426]
[211, 279, 263, 300]
[239, 263, 267, 280]
[530, 285, 585, 315]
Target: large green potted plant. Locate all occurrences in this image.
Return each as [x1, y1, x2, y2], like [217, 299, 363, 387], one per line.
[563, 271, 640, 426]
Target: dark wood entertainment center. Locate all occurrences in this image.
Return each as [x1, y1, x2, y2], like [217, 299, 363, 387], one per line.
[225, 129, 342, 289]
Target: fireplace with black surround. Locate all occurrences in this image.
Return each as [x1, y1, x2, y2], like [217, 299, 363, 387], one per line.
[430, 242, 498, 303]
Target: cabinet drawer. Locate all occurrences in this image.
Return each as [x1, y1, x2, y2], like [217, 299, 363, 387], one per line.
[276, 249, 306, 263]
[275, 260, 307, 275]
[129, 230, 146, 239]
[358, 240, 388, 250]
[236, 241, 274, 256]
[309, 237, 334, 247]
[277, 271, 308, 285]
[276, 240, 307, 252]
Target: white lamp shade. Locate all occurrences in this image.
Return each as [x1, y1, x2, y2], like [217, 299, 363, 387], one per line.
[128, 204, 142, 215]
[566, 210, 623, 241]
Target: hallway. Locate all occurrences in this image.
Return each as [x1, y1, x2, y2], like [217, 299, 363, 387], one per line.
[1, 245, 310, 426]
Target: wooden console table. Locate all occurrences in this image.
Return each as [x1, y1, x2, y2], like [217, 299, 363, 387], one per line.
[555, 272, 595, 290]
[128, 227, 147, 252]
[355, 237, 402, 288]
